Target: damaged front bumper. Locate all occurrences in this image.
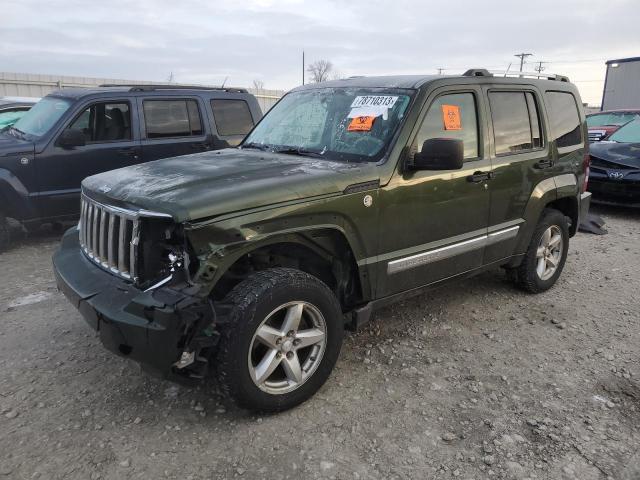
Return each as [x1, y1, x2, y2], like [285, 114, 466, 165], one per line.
[52, 227, 216, 378]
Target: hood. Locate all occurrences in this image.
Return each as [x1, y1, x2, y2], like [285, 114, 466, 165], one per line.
[0, 131, 34, 157]
[83, 149, 380, 222]
[590, 141, 640, 169]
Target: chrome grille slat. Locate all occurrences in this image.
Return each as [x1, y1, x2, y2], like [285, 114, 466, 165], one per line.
[107, 214, 116, 268]
[118, 216, 127, 273]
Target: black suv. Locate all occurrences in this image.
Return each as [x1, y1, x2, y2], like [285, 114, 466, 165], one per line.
[0, 85, 262, 250]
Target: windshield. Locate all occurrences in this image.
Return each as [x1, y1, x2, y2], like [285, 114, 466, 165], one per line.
[243, 88, 412, 162]
[586, 112, 640, 127]
[608, 118, 640, 143]
[11, 97, 72, 137]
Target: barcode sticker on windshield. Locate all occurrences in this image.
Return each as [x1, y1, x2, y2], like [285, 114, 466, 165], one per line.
[351, 96, 398, 108]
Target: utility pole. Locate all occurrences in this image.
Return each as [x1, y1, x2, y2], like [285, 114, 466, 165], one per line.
[302, 51, 305, 85]
[534, 61, 547, 77]
[437, 68, 444, 75]
[514, 53, 533, 73]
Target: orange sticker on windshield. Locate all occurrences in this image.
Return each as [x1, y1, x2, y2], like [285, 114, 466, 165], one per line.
[348, 116, 376, 132]
[441, 104, 462, 130]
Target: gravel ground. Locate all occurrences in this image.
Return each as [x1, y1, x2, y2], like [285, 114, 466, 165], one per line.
[0, 205, 639, 480]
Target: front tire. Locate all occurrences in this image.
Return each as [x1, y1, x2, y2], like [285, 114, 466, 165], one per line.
[216, 268, 343, 412]
[513, 208, 569, 293]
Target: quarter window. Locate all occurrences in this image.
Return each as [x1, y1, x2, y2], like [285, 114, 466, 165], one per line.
[68, 102, 132, 143]
[489, 92, 539, 155]
[415, 92, 479, 159]
[211, 99, 254, 136]
[143, 99, 203, 138]
[545, 91, 582, 147]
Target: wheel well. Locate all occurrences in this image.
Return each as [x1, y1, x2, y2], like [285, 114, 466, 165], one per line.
[210, 233, 363, 311]
[547, 196, 579, 236]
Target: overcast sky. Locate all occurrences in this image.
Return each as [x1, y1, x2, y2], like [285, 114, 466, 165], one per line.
[3, 0, 639, 105]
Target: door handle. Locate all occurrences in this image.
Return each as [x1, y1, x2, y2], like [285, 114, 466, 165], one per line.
[190, 142, 210, 150]
[534, 159, 554, 169]
[117, 148, 140, 160]
[467, 171, 493, 183]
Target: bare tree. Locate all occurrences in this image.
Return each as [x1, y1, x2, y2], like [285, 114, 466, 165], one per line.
[252, 79, 264, 90]
[307, 60, 333, 83]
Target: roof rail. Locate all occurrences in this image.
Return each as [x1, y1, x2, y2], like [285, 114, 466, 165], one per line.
[98, 84, 249, 93]
[488, 71, 570, 82]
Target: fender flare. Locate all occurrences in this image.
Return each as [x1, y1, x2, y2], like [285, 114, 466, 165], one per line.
[0, 168, 34, 220]
[513, 174, 578, 255]
[191, 224, 373, 302]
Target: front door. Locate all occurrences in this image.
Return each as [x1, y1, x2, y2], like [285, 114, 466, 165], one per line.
[376, 88, 491, 297]
[36, 100, 141, 219]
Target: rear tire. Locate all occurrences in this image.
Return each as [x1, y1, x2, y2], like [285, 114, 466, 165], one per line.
[216, 268, 343, 412]
[512, 208, 569, 293]
[0, 211, 10, 252]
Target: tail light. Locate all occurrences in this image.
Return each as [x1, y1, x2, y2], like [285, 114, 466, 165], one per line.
[582, 153, 591, 193]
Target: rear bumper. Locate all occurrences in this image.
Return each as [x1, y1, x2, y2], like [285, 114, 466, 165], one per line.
[53, 227, 213, 375]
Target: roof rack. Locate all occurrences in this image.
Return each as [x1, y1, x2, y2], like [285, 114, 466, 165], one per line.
[462, 69, 570, 82]
[98, 84, 248, 93]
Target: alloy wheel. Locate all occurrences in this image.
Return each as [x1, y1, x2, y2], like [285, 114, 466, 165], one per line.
[248, 301, 327, 395]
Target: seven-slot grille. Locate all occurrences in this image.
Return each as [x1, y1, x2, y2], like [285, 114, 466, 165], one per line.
[79, 195, 140, 281]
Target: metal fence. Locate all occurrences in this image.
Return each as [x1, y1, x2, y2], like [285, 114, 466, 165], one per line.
[0, 72, 284, 112]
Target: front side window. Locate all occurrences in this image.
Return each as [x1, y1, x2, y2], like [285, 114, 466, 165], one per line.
[0, 109, 29, 129]
[143, 99, 203, 139]
[211, 99, 254, 136]
[415, 92, 479, 159]
[11, 97, 72, 138]
[68, 102, 131, 143]
[489, 91, 537, 155]
[545, 91, 582, 148]
[243, 88, 412, 162]
[608, 118, 640, 143]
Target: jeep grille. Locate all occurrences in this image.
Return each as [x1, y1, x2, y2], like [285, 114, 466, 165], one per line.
[79, 195, 172, 282]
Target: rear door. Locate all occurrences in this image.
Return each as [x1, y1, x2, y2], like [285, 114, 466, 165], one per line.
[35, 99, 141, 219]
[138, 97, 212, 161]
[482, 87, 551, 264]
[376, 87, 492, 297]
[208, 98, 256, 147]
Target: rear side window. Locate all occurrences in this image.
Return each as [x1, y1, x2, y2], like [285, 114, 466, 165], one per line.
[143, 99, 203, 139]
[415, 92, 479, 159]
[489, 91, 541, 155]
[545, 91, 582, 148]
[211, 99, 254, 136]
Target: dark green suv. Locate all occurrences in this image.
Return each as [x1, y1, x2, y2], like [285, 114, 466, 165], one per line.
[53, 69, 591, 412]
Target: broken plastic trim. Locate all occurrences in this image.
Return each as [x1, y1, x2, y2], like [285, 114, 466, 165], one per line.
[144, 274, 174, 292]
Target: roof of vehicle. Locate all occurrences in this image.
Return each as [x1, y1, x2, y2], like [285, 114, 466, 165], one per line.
[292, 71, 575, 92]
[587, 109, 640, 116]
[46, 85, 250, 100]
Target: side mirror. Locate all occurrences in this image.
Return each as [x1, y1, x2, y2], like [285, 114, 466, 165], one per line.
[409, 138, 464, 171]
[57, 129, 86, 148]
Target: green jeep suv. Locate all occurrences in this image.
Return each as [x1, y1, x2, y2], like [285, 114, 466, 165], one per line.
[53, 69, 591, 411]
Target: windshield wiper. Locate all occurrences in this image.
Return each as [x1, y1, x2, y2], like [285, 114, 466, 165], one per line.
[241, 142, 270, 151]
[274, 147, 325, 158]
